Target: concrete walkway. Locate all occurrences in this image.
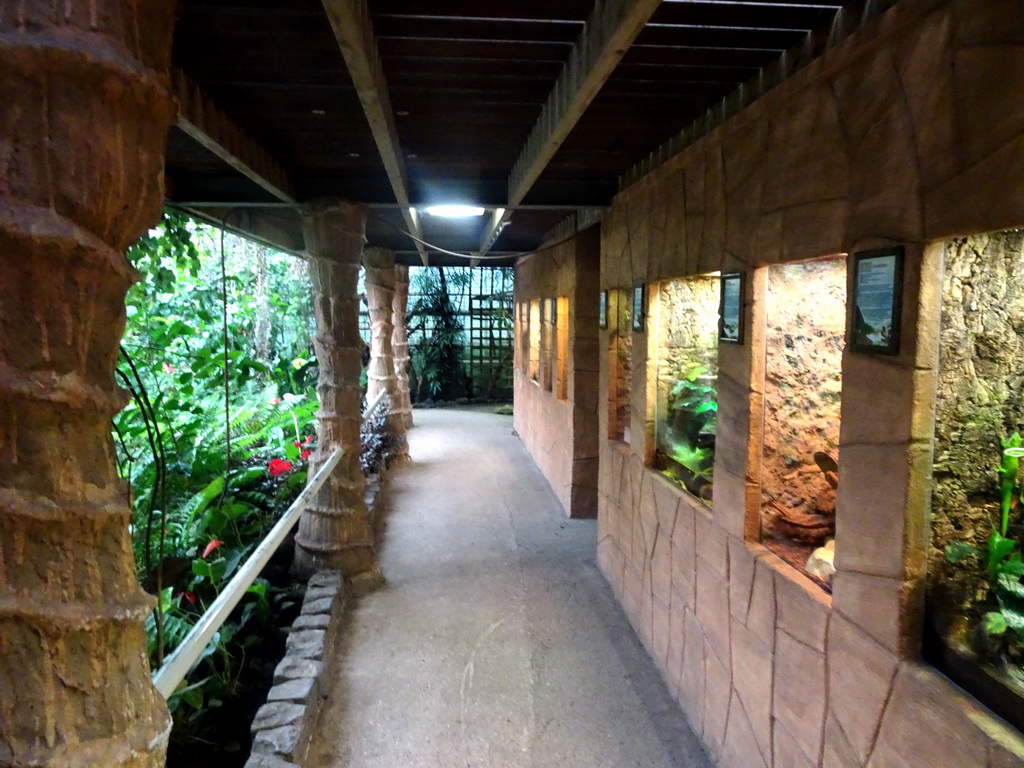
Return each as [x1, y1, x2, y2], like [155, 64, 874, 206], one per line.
[302, 408, 711, 768]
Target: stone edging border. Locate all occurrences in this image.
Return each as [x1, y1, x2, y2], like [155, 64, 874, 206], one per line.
[244, 472, 385, 768]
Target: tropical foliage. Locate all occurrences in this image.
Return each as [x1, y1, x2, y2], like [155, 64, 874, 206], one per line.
[116, 212, 318, 756]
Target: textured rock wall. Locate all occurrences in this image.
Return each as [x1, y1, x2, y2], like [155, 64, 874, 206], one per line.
[760, 260, 845, 550]
[931, 231, 1024, 625]
[0, 2, 177, 765]
[589, 0, 1024, 765]
[514, 228, 600, 518]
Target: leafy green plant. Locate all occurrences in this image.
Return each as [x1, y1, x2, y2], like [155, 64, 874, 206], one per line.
[945, 433, 1024, 643]
[660, 362, 718, 493]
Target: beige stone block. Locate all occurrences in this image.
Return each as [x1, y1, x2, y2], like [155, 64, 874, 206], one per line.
[714, 374, 751, 478]
[773, 721, 817, 768]
[832, 47, 923, 244]
[719, 695, 769, 768]
[695, 508, 730, 580]
[671, 505, 697, 610]
[711, 467, 750, 540]
[703, 640, 732, 760]
[728, 537, 757, 622]
[747, 556, 777, 651]
[832, 570, 905, 655]
[651, 533, 673, 613]
[955, 44, 1024, 169]
[835, 441, 933, 581]
[774, 630, 827, 764]
[761, 82, 848, 213]
[754, 210, 784, 265]
[782, 199, 849, 264]
[696, 556, 732, 673]
[666, 588, 688, 699]
[775, 565, 831, 652]
[926, 132, 1024, 242]
[679, 608, 707, 733]
[868, 664, 990, 768]
[652, 594, 671, 671]
[828, 614, 899, 763]
[650, 470, 682, 536]
[730, 617, 773, 761]
[822, 713, 862, 768]
[895, 9, 958, 192]
[840, 357, 934, 444]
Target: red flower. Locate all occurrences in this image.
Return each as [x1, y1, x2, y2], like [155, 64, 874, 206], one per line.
[176, 591, 197, 605]
[304, 435, 314, 445]
[293, 441, 301, 448]
[300, 450, 311, 460]
[202, 539, 224, 559]
[268, 458, 292, 477]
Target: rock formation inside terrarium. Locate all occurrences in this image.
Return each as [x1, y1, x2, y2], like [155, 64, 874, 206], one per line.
[929, 230, 1024, 726]
[758, 258, 845, 584]
[654, 275, 719, 502]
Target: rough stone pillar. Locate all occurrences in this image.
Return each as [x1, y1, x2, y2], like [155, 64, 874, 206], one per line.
[392, 264, 414, 429]
[363, 248, 408, 455]
[294, 201, 380, 588]
[0, 3, 177, 766]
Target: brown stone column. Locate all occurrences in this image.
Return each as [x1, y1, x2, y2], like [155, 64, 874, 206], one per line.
[363, 248, 408, 455]
[0, 3, 177, 766]
[392, 264, 414, 429]
[294, 201, 380, 588]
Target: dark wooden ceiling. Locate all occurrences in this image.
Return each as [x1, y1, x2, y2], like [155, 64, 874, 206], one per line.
[167, 0, 848, 265]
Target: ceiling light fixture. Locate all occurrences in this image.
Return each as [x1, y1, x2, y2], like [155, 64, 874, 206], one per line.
[424, 205, 486, 218]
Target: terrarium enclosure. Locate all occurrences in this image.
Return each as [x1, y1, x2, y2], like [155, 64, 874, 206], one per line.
[607, 288, 633, 443]
[757, 258, 846, 585]
[928, 229, 1024, 729]
[653, 275, 719, 502]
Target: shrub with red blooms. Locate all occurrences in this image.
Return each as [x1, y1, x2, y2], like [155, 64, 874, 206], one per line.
[268, 458, 292, 477]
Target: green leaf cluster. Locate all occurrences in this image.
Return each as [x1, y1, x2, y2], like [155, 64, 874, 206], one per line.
[945, 433, 1024, 646]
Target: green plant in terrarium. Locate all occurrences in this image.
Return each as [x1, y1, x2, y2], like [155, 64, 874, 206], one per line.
[660, 362, 718, 493]
[945, 432, 1024, 644]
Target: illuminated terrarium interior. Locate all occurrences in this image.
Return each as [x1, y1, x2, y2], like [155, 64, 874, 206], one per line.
[608, 289, 633, 442]
[653, 275, 719, 502]
[928, 229, 1024, 730]
[758, 258, 845, 586]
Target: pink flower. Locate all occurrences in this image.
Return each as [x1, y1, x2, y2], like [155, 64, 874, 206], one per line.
[202, 539, 223, 559]
[300, 450, 311, 460]
[268, 458, 292, 477]
[162, 362, 175, 374]
[268, 397, 282, 405]
[304, 435, 314, 445]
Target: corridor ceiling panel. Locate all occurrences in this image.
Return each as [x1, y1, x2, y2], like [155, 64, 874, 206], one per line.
[166, 0, 852, 265]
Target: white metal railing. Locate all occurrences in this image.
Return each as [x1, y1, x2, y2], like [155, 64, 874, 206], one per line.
[362, 387, 388, 420]
[153, 446, 344, 699]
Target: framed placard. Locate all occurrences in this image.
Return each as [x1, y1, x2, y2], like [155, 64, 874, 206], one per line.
[851, 246, 903, 355]
[549, 297, 558, 325]
[719, 272, 744, 343]
[632, 283, 646, 332]
[598, 290, 608, 329]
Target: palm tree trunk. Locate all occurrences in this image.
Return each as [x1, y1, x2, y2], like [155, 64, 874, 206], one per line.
[294, 201, 381, 590]
[0, 2, 177, 765]
[363, 248, 408, 456]
[392, 265, 414, 428]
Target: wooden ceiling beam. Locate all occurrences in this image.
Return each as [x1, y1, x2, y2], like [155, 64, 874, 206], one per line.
[172, 68, 297, 203]
[320, 0, 430, 265]
[478, 0, 663, 255]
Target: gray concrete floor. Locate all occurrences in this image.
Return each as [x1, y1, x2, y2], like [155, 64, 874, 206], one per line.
[302, 407, 711, 768]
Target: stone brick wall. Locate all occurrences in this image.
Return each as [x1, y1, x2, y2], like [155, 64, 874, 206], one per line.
[589, 0, 1024, 765]
[514, 228, 600, 519]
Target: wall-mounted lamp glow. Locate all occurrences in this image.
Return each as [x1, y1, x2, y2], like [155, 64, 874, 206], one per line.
[424, 205, 486, 218]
